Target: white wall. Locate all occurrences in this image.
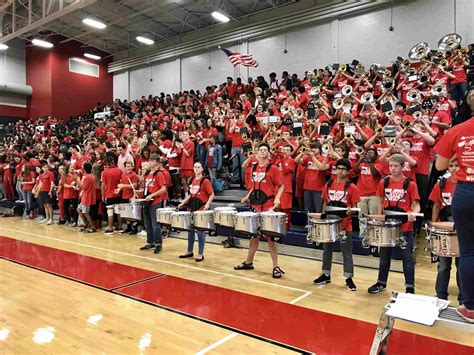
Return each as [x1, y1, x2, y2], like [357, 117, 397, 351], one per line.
[0, 38, 27, 107]
[115, 0, 474, 100]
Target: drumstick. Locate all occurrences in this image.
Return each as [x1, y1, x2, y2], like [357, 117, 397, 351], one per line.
[325, 206, 361, 212]
[383, 210, 424, 217]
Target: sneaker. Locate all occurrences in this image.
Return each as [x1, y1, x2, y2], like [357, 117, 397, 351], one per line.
[120, 225, 132, 234]
[162, 231, 168, 239]
[39, 218, 48, 224]
[345, 278, 357, 291]
[456, 305, 474, 323]
[86, 228, 97, 233]
[36, 216, 45, 221]
[138, 230, 147, 236]
[313, 274, 331, 285]
[406, 287, 415, 294]
[153, 245, 163, 254]
[103, 229, 114, 235]
[129, 226, 138, 235]
[140, 244, 155, 250]
[46, 219, 53, 225]
[57, 220, 66, 225]
[368, 282, 387, 294]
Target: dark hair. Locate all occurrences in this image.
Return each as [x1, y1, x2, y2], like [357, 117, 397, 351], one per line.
[258, 142, 270, 151]
[83, 162, 92, 174]
[118, 143, 126, 149]
[336, 158, 351, 171]
[298, 86, 305, 94]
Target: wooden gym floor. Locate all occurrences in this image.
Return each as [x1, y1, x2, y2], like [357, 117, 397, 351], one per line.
[0, 218, 472, 354]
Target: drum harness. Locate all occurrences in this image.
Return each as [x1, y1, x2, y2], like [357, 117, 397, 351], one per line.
[383, 176, 412, 225]
[249, 163, 274, 208]
[437, 177, 452, 222]
[187, 177, 209, 212]
[143, 169, 163, 209]
[325, 178, 352, 241]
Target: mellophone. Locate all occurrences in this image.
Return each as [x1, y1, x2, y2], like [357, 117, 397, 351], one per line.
[155, 206, 287, 238]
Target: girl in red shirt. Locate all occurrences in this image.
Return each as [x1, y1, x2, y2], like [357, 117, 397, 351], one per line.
[178, 162, 215, 262]
[77, 162, 97, 233]
[20, 164, 36, 219]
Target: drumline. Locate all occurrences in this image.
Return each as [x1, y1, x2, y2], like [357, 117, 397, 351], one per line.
[108, 202, 459, 259]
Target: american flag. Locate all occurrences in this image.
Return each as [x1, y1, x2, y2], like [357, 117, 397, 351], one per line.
[220, 47, 259, 68]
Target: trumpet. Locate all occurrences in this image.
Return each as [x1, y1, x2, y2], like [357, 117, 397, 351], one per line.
[281, 104, 290, 115]
[294, 108, 304, 120]
[270, 146, 277, 154]
[439, 59, 449, 70]
[376, 126, 383, 134]
[356, 146, 364, 155]
[386, 110, 394, 118]
[383, 78, 394, 91]
[361, 92, 374, 103]
[301, 147, 307, 154]
[339, 64, 347, 73]
[322, 143, 331, 153]
[407, 89, 421, 102]
[412, 111, 422, 121]
[432, 82, 447, 96]
[408, 67, 417, 75]
[341, 85, 353, 97]
[389, 137, 397, 145]
[403, 120, 412, 129]
[345, 133, 354, 140]
[333, 98, 344, 110]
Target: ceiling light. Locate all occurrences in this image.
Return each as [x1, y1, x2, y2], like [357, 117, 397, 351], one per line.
[211, 11, 230, 23]
[82, 18, 106, 29]
[136, 36, 154, 45]
[32, 39, 54, 48]
[84, 53, 101, 60]
[0, 44, 8, 50]
[71, 57, 90, 64]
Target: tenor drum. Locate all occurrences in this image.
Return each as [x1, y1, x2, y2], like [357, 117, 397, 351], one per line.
[219, 209, 237, 228]
[365, 218, 402, 247]
[233, 212, 259, 235]
[214, 207, 236, 225]
[426, 223, 459, 257]
[194, 210, 215, 231]
[171, 211, 193, 231]
[116, 203, 142, 221]
[307, 217, 341, 243]
[156, 208, 176, 226]
[260, 211, 286, 237]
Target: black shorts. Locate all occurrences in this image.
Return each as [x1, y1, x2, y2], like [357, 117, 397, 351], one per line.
[121, 198, 130, 204]
[39, 191, 51, 205]
[105, 197, 122, 206]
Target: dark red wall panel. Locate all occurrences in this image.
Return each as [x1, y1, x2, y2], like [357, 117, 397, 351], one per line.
[0, 105, 28, 119]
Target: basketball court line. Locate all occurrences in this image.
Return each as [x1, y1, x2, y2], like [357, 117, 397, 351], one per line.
[0, 227, 311, 294]
[195, 333, 238, 355]
[289, 291, 312, 304]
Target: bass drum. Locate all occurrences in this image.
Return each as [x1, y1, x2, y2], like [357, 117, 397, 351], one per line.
[194, 210, 215, 232]
[233, 212, 259, 235]
[260, 211, 286, 237]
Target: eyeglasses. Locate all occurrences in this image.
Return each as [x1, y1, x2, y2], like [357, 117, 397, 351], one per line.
[336, 167, 348, 171]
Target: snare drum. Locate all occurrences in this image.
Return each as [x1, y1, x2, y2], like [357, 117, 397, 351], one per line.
[116, 203, 142, 221]
[194, 210, 215, 231]
[234, 212, 259, 235]
[365, 218, 402, 247]
[218, 209, 237, 228]
[214, 207, 236, 225]
[156, 208, 176, 226]
[426, 224, 459, 257]
[260, 211, 286, 237]
[307, 217, 341, 243]
[171, 211, 193, 231]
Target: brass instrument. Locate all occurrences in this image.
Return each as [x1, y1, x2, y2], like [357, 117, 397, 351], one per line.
[346, 118, 353, 124]
[438, 33, 462, 52]
[294, 108, 304, 120]
[419, 75, 429, 85]
[412, 111, 422, 121]
[301, 147, 307, 153]
[270, 146, 277, 154]
[432, 83, 447, 96]
[345, 133, 353, 140]
[404, 120, 412, 129]
[333, 98, 344, 110]
[408, 42, 430, 60]
[374, 138, 382, 145]
[339, 64, 347, 72]
[280, 104, 290, 115]
[439, 59, 449, 70]
[361, 92, 374, 104]
[383, 78, 394, 91]
[408, 67, 417, 75]
[386, 110, 394, 118]
[389, 137, 397, 145]
[376, 127, 383, 134]
[406, 89, 421, 102]
[309, 86, 320, 96]
[322, 143, 331, 153]
[383, 69, 391, 77]
[341, 85, 353, 97]
[356, 146, 364, 155]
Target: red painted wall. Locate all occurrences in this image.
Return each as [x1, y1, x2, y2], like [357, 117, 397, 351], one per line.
[26, 37, 112, 120]
[0, 104, 28, 118]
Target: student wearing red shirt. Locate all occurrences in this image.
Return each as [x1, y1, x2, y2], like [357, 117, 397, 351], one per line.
[178, 162, 215, 262]
[229, 113, 249, 180]
[236, 143, 285, 279]
[114, 161, 139, 234]
[56, 165, 66, 224]
[61, 165, 79, 226]
[101, 156, 123, 234]
[178, 131, 194, 197]
[448, 53, 469, 106]
[314, 159, 360, 291]
[434, 103, 474, 322]
[37, 164, 55, 225]
[276, 145, 296, 229]
[77, 162, 97, 233]
[140, 154, 167, 254]
[428, 158, 462, 304]
[353, 148, 383, 232]
[20, 164, 36, 219]
[369, 154, 420, 295]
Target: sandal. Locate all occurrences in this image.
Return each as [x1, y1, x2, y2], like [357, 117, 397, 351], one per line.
[272, 266, 285, 279]
[234, 261, 254, 270]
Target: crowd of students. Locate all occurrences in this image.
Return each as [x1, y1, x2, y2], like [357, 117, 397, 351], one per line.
[0, 44, 473, 321]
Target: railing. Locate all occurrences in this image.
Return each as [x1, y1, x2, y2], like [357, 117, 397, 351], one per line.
[227, 153, 244, 189]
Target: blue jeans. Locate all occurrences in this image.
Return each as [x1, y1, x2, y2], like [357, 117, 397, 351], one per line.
[450, 82, 468, 106]
[304, 190, 323, 213]
[23, 190, 33, 215]
[187, 225, 206, 255]
[378, 232, 415, 288]
[436, 257, 463, 303]
[196, 144, 207, 166]
[16, 180, 24, 201]
[143, 202, 163, 246]
[451, 181, 474, 309]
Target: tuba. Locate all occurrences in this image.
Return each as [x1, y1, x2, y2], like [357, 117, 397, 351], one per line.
[408, 42, 430, 60]
[407, 89, 421, 102]
[341, 85, 353, 97]
[438, 33, 462, 52]
[361, 92, 374, 104]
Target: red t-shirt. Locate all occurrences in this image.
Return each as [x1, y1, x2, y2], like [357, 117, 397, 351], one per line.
[430, 111, 451, 136]
[39, 172, 55, 192]
[80, 174, 96, 206]
[120, 172, 139, 200]
[302, 156, 328, 191]
[101, 167, 122, 199]
[451, 63, 467, 84]
[231, 123, 247, 147]
[245, 157, 258, 191]
[428, 178, 456, 210]
[250, 162, 283, 211]
[180, 140, 195, 171]
[435, 117, 474, 182]
[376, 177, 420, 232]
[144, 170, 166, 206]
[356, 162, 383, 196]
[23, 171, 36, 191]
[322, 180, 361, 231]
[189, 177, 213, 206]
[276, 156, 296, 194]
[409, 137, 432, 175]
[62, 175, 79, 199]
